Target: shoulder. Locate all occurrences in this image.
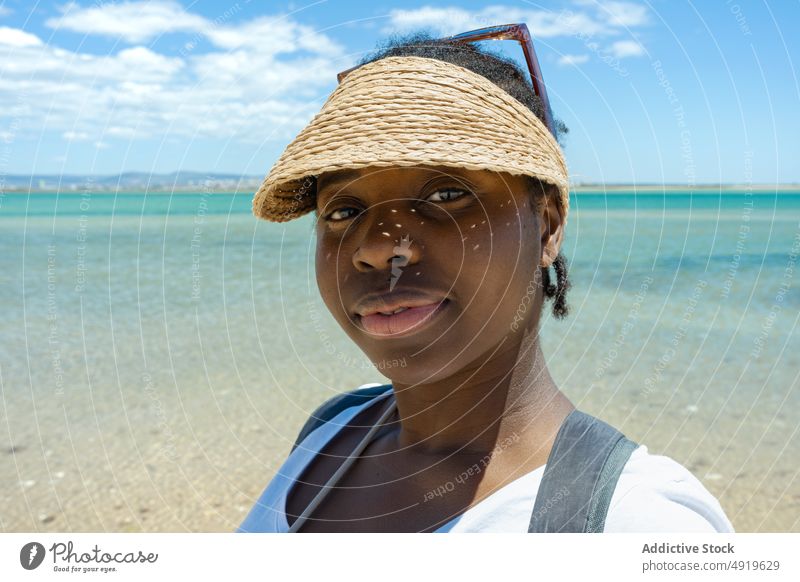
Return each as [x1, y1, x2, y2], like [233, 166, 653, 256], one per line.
[308, 382, 391, 422]
[292, 382, 392, 452]
[604, 444, 735, 533]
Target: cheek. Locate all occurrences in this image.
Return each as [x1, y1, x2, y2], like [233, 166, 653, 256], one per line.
[315, 238, 363, 329]
[461, 209, 540, 276]
[456, 212, 541, 323]
[315, 243, 341, 314]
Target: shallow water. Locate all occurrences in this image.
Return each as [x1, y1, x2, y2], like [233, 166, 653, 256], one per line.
[1, 190, 798, 532]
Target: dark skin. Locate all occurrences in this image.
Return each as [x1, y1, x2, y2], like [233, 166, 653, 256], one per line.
[285, 164, 575, 532]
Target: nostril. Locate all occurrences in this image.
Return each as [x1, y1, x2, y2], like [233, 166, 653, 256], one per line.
[352, 228, 416, 272]
[391, 254, 410, 267]
[354, 257, 374, 271]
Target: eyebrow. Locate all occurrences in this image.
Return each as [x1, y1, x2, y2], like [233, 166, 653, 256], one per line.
[316, 167, 481, 208]
[317, 170, 363, 194]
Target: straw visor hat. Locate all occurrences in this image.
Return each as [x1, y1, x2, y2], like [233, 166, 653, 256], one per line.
[252, 56, 570, 226]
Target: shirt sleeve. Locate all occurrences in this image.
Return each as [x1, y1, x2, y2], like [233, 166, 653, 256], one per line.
[603, 445, 735, 533]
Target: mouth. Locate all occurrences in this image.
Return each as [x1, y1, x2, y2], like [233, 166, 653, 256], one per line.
[355, 299, 451, 338]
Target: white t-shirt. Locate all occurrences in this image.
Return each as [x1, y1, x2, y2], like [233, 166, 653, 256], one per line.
[238, 386, 735, 533]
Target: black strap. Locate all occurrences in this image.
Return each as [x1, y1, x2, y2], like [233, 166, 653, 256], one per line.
[528, 409, 638, 532]
[290, 384, 393, 454]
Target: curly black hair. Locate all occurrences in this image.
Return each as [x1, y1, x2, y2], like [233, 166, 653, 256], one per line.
[359, 32, 572, 320]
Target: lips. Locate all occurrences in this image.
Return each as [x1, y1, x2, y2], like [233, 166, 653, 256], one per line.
[353, 289, 450, 337]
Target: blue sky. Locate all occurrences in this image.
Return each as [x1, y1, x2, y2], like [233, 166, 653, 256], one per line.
[0, 0, 797, 184]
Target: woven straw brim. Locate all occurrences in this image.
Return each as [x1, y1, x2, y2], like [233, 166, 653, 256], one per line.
[252, 56, 569, 225]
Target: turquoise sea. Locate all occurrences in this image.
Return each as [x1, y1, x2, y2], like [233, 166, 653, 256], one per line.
[1, 190, 798, 532]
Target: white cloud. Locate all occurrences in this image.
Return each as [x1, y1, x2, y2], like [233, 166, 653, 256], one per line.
[385, 6, 610, 37]
[0, 26, 43, 47]
[62, 131, 90, 141]
[106, 126, 140, 138]
[0, 8, 344, 145]
[1, 43, 184, 82]
[46, 0, 208, 42]
[591, 1, 650, 27]
[383, 4, 650, 74]
[609, 39, 645, 58]
[44, 0, 342, 59]
[558, 53, 590, 66]
[205, 16, 338, 54]
[385, 2, 650, 37]
[116, 46, 184, 75]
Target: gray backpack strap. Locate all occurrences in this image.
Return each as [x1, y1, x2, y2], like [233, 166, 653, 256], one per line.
[290, 384, 393, 454]
[528, 409, 638, 533]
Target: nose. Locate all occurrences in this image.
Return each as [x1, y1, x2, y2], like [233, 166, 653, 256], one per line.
[351, 208, 420, 273]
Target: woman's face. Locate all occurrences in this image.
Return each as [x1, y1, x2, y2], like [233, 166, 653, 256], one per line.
[314, 165, 563, 385]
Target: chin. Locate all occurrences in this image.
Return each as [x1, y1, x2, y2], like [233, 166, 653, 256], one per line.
[365, 351, 462, 386]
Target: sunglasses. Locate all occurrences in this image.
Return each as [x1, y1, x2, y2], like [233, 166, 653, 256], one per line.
[336, 23, 555, 137]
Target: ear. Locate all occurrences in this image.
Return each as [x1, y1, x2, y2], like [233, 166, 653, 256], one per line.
[538, 185, 565, 268]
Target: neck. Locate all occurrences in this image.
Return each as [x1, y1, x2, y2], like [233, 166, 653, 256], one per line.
[389, 327, 574, 457]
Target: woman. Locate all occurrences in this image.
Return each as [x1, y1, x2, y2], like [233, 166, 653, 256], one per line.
[238, 29, 734, 533]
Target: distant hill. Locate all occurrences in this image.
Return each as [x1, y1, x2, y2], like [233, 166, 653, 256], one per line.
[3, 173, 797, 193]
[3, 172, 264, 192]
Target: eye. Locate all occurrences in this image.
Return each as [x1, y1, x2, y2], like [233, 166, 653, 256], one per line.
[324, 207, 359, 222]
[425, 188, 470, 202]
